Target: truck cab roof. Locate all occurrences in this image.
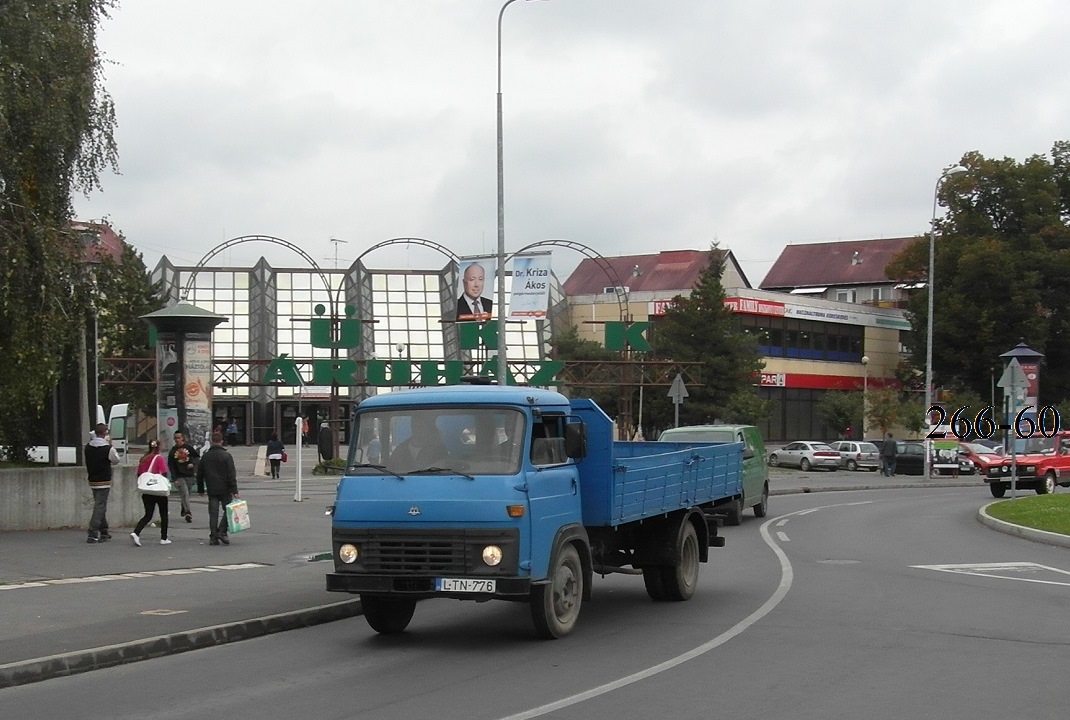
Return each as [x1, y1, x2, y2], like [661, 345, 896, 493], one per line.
[356, 384, 572, 411]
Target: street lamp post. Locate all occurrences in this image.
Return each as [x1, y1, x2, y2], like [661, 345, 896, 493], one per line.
[923, 164, 967, 479]
[496, 0, 546, 386]
[861, 355, 869, 438]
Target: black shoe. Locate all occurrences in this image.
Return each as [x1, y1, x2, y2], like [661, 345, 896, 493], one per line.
[86, 535, 101, 544]
[209, 538, 220, 546]
[100, 533, 112, 541]
[184, 513, 192, 523]
[219, 535, 230, 545]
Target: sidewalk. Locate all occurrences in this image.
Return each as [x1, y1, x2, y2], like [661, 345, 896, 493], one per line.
[0, 453, 987, 689]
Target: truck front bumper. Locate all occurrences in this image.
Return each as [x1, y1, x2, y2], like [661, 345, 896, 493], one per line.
[326, 572, 532, 599]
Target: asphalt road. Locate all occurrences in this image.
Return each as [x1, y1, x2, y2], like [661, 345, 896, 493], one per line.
[2, 486, 1066, 720]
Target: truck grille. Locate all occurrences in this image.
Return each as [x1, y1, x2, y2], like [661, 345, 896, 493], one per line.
[334, 528, 519, 575]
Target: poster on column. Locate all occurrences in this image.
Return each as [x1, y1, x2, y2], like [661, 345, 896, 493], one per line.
[156, 331, 180, 422]
[507, 253, 552, 319]
[455, 257, 497, 321]
[183, 332, 213, 448]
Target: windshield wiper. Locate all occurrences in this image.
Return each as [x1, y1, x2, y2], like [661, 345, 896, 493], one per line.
[410, 466, 475, 480]
[347, 463, 405, 480]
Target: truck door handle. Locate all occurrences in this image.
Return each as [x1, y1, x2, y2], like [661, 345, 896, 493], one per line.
[571, 478, 578, 494]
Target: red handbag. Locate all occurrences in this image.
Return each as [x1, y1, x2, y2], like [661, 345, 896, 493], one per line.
[281, 451, 288, 463]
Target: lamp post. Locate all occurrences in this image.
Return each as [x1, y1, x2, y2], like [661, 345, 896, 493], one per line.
[923, 164, 967, 479]
[861, 355, 869, 439]
[496, 0, 547, 385]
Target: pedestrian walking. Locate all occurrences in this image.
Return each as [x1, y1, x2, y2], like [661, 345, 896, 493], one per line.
[196, 431, 239, 546]
[131, 439, 171, 546]
[226, 418, 239, 446]
[881, 432, 898, 477]
[266, 432, 285, 478]
[84, 422, 120, 543]
[167, 431, 200, 523]
[318, 421, 334, 463]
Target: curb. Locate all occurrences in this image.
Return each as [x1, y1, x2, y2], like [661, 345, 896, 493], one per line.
[976, 502, 1070, 549]
[770, 480, 980, 495]
[0, 598, 362, 690]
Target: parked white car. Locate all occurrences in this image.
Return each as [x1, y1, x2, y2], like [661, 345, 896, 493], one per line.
[829, 440, 881, 472]
[768, 441, 841, 471]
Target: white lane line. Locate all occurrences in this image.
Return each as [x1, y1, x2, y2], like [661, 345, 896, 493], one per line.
[776, 519, 790, 527]
[0, 563, 268, 591]
[776, 531, 791, 542]
[497, 500, 871, 720]
[912, 562, 1070, 587]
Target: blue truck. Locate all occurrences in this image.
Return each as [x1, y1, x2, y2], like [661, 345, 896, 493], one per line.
[326, 384, 744, 638]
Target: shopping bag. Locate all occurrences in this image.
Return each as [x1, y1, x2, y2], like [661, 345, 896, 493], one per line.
[226, 499, 251, 533]
[137, 472, 171, 496]
[281, 451, 288, 463]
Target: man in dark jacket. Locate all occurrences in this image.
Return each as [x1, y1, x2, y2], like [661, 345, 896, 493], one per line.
[880, 432, 898, 477]
[167, 431, 200, 523]
[196, 431, 239, 545]
[84, 423, 120, 543]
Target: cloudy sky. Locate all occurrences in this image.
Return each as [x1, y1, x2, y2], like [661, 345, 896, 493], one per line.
[74, 0, 1070, 287]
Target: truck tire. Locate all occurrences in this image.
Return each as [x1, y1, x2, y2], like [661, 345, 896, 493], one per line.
[530, 544, 583, 639]
[643, 566, 668, 601]
[662, 521, 700, 601]
[753, 483, 769, 518]
[989, 483, 1007, 498]
[1037, 471, 1057, 495]
[360, 595, 416, 634]
[725, 497, 744, 526]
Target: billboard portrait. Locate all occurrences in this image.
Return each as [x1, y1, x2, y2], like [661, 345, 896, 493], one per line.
[456, 257, 497, 322]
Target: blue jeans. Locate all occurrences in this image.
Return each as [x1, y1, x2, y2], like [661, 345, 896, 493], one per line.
[88, 487, 110, 537]
[883, 458, 896, 476]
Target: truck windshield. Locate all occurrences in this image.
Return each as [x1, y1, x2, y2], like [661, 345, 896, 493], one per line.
[347, 407, 525, 476]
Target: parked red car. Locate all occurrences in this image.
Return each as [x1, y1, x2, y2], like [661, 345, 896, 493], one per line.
[985, 432, 1070, 498]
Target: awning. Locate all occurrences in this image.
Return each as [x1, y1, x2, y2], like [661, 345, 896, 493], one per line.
[789, 287, 827, 295]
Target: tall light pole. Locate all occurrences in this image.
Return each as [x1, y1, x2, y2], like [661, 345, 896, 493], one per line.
[861, 355, 869, 439]
[924, 164, 967, 478]
[496, 0, 546, 385]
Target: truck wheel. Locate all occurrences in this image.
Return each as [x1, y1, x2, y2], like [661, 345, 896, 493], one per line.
[530, 544, 583, 639]
[753, 483, 769, 518]
[662, 522, 700, 601]
[725, 497, 744, 526]
[1037, 472, 1056, 495]
[989, 483, 1007, 498]
[360, 595, 416, 634]
[643, 566, 668, 601]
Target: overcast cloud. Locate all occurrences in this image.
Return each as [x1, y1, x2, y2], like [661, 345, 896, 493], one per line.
[73, 0, 1070, 286]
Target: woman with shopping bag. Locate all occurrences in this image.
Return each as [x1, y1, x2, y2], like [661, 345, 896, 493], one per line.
[131, 439, 171, 546]
[266, 432, 285, 479]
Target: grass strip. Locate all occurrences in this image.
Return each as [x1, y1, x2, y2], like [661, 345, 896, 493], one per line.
[986, 494, 1070, 536]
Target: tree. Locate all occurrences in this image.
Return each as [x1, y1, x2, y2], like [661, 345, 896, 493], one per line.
[93, 241, 166, 415]
[645, 243, 768, 427]
[818, 391, 863, 438]
[0, 1, 118, 460]
[886, 143, 1070, 409]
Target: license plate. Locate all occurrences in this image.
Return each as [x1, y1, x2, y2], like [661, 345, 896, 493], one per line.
[435, 578, 496, 593]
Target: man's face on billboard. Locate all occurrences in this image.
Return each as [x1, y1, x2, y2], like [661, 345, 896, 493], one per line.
[463, 264, 485, 300]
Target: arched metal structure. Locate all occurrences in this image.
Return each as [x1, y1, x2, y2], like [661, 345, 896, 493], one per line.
[355, 236, 459, 264]
[509, 239, 631, 322]
[182, 235, 334, 301]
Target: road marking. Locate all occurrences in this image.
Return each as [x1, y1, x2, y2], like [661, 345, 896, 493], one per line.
[775, 519, 790, 527]
[776, 531, 791, 542]
[911, 561, 1070, 588]
[140, 609, 189, 616]
[0, 563, 268, 592]
[496, 500, 871, 720]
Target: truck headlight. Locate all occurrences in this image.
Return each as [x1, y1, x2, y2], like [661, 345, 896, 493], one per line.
[338, 544, 359, 564]
[481, 545, 503, 566]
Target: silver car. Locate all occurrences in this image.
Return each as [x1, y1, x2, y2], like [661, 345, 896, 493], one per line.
[829, 440, 880, 472]
[768, 441, 841, 471]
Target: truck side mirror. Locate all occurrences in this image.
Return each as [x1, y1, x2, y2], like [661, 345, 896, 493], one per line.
[565, 423, 587, 460]
[742, 447, 755, 460]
